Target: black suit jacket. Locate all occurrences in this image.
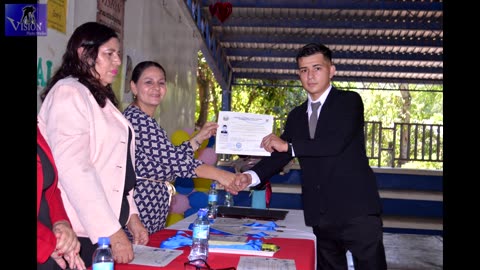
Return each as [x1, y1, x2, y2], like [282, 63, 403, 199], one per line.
[251, 87, 382, 225]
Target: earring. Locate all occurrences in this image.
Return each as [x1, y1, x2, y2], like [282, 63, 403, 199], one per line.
[133, 94, 137, 99]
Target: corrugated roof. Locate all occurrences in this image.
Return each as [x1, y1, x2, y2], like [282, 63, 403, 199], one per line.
[180, 0, 443, 90]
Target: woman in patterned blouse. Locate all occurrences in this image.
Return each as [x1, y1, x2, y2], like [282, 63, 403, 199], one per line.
[123, 61, 242, 234]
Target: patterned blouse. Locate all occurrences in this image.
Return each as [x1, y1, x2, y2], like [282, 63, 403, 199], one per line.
[123, 105, 203, 182]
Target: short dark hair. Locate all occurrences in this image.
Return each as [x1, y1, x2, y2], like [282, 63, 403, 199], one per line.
[295, 43, 333, 64]
[131, 61, 166, 84]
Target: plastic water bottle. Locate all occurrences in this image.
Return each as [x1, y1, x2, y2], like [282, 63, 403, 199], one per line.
[188, 208, 210, 263]
[92, 237, 114, 270]
[207, 182, 218, 219]
[224, 191, 234, 207]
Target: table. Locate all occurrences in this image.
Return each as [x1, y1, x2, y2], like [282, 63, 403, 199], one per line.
[115, 209, 316, 269]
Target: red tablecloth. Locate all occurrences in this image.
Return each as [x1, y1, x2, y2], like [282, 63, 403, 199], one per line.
[114, 229, 315, 269]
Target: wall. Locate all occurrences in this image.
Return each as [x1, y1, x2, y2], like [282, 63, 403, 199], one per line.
[36, 0, 76, 112]
[123, 0, 201, 135]
[37, 0, 201, 136]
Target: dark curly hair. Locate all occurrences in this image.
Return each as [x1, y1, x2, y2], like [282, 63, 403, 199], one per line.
[40, 22, 119, 108]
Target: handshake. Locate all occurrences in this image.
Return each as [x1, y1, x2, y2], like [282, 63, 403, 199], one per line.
[220, 172, 253, 195]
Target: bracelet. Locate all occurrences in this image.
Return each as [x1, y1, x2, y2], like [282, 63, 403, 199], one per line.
[194, 138, 202, 147]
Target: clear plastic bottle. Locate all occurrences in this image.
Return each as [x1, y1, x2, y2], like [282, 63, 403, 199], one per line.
[207, 182, 218, 219]
[188, 208, 210, 263]
[224, 191, 234, 207]
[92, 237, 114, 270]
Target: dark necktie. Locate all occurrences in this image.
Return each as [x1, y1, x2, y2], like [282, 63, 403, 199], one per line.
[309, 102, 321, 139]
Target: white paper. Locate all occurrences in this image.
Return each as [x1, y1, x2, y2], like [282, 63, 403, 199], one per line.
[216, 111, 274, 156]
[237, 256, 297, 270]
[209, 234, 248, 245]
[213, 217, 256, 226]
[210, 247, 275, 257]
[130, 244, 183, 267]
[211, 217, 257, 235]
[211, 224, 252, 235]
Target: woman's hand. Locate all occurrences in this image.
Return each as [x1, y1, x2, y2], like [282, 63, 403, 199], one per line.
[50, 250, 68, 269]
[49, 249, 86, 270]
[216, 170, 242, 194]
[190, 122, 218, 150]
[109, 229, 134, 264]
[63, 251, 86, 270]
[127, 214, 149, 245]
[52, 220, 81, 258]
[195, 122, 218, 142]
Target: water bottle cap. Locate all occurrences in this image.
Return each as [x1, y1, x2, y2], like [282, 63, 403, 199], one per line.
[98, 237, 110, 245]
[198, 208, 208, 217]
[211, 182, 216, 188]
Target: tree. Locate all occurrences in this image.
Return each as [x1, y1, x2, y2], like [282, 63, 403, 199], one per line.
[196, 51, 212, 128]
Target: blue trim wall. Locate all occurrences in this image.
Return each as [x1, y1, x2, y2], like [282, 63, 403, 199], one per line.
[376, 173, 443, 192]
[382, 198, 443, 218]
[214, 166, 443, 235]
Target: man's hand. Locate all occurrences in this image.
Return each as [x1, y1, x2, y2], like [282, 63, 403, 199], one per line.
[234, 173, 252, 190]
[260, 133, 288, 153]
[216, 170, 241, 195]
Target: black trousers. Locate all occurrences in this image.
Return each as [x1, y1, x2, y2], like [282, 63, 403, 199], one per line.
[312, 215, 387, 270]
[78, 237, 99, 268]
[37, 257, 62, 270]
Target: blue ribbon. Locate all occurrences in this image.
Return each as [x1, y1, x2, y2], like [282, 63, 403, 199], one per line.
[210, 239, 263, 250]
[160, 231, 265, 251]
[185, 221, 279, 237]
[246, 231, 270, 238]
[159, 231, 192, 249]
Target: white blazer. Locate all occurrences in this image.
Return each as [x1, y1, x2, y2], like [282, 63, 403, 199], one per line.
[38, 77, 139, 243]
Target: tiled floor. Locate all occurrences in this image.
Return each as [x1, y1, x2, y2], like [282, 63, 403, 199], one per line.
[384, 233, 443, 270]
[347, 233, 443, 270]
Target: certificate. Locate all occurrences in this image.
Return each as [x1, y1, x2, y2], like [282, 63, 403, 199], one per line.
[237, 256, 296, 270]
[215, 111, 273, 156]
[130, 244, 183, 267]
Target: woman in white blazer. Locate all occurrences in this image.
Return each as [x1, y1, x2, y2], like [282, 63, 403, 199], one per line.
[38, 22, 148, 267]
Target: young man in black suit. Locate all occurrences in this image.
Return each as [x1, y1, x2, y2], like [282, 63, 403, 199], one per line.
[235, 43, 387, 270]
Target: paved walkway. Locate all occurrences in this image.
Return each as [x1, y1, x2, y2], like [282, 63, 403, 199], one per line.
[347, 233, 443, 270]
[384, 233, 443, 270]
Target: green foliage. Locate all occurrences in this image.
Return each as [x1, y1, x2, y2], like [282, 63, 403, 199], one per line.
[231, 79, 306, 117]
[350, 82, 444, 126]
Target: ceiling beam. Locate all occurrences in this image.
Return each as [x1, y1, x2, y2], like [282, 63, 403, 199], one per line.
[233, 72, 442, 85]
[200, 0, 443, 11]
[218, 32, 443, 48]
[230, 61, 443, 74]
[225, 48, 443, 62]
[209, 10, 442, 31]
